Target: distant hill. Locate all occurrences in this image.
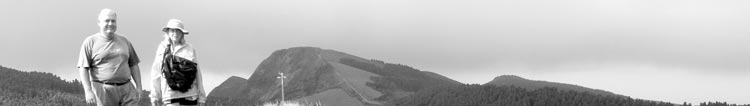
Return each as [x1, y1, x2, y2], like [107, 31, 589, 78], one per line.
[0, 65, 150, 106]
[484, 75, 624, 98]
[208, 76, 248, 97]
[392, 84, 674, 106]
[207, 47, 461, 105]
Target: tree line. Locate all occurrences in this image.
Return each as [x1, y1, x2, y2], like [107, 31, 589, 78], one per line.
[391, 83, 749, 106]
[0, 66, 151, 106]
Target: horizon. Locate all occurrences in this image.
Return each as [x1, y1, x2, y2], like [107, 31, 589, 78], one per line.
[1, 0, 749, 104]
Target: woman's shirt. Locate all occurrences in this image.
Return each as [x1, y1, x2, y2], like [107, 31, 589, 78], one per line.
[149, 40, 207, 103]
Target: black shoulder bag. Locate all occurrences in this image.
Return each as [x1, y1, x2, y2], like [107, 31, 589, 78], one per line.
[161, 44, 198, 92]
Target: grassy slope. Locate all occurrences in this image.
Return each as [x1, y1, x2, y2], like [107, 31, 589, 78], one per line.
[329, 62, 383, 102]
[292, 88, 365, 106]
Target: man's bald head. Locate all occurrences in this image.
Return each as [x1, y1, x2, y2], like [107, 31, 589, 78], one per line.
[98, 8, 117, 21]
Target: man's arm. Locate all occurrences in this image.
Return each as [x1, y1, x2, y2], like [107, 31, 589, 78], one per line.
[77, 38, 95, 104]
[130, 65, 142, 98]
[79, 67, 95, 103]
[79, 68, 93, 91]
[125, 38, 142, 96]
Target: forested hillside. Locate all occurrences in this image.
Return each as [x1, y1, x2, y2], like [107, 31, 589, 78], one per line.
[0, 66, 150, 106]
[392, 84, 675, 106]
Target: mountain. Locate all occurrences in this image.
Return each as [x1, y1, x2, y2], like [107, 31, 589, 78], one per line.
[0, 65, 151, 106]
[207, 47, 461, 105]
[205, 47, 747, 106]
[484, 75, 624, 98]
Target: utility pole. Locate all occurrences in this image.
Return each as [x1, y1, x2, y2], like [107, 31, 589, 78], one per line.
[276, 72, 287, 103]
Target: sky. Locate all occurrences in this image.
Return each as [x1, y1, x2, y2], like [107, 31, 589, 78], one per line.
[0, 0, 748, 104]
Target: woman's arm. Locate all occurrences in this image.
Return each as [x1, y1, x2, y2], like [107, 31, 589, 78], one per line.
[149, 44, 166, 104]
[193, 48, 208, 103]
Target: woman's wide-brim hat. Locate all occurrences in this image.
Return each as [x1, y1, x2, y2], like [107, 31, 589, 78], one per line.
[162, 19, 189, 34]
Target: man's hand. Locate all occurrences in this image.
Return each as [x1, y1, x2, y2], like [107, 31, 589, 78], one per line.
[135, 89, 142, 99]
[84, 91, 96, 104]
[151, 99, 162, 106]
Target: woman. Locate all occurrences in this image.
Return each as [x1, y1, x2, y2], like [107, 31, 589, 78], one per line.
[150, 19, 206, 106]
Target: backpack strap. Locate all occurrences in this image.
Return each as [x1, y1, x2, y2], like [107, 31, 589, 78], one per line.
[162, 43, 173, 74]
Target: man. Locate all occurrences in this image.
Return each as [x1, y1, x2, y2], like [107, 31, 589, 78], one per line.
[150, 19, 207, 106]
[77, 8, 142, 106]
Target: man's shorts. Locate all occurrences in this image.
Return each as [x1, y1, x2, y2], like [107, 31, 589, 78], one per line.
[90, 81, 139, 106]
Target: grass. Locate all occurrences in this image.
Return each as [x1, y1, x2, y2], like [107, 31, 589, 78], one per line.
[261, 100, 324, 106]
